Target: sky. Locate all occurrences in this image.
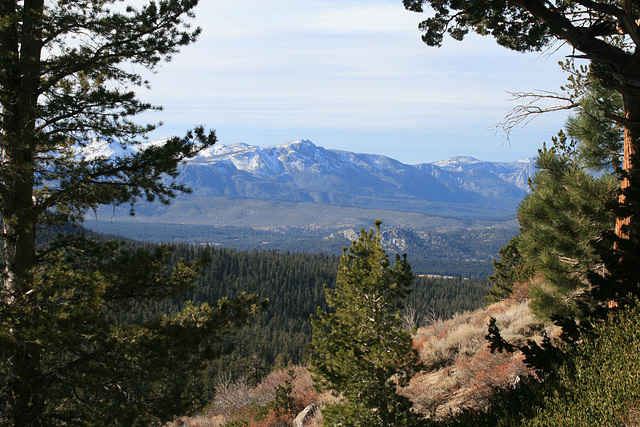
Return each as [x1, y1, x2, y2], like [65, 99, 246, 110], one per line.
[136, 0, 575, 164]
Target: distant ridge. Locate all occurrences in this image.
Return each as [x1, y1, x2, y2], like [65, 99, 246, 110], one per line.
[86, 138, 536, 226]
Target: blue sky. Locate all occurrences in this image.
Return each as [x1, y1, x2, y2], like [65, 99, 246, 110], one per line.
[137, 0, 574, 164]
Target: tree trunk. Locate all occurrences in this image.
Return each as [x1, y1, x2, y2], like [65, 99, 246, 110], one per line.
[615, 94, 640, 240]
[1, 1, 45, 425]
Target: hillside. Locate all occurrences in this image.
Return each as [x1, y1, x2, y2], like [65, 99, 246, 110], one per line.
[170, 278, 640, 426]
[168, 289, 554, 426]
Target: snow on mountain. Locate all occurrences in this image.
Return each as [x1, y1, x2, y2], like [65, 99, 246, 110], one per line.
[433, 155, 535, 191]
[77, 139, 133, 161]
[77, 137, 173, 161]
[81, 137, 536, 218]
[167, 139, 535, 216]
[433, 156, 484, 169]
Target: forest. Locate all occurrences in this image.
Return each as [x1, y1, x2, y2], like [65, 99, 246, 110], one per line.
[114, 237, 493, 404]
[84, 220, 509, 278]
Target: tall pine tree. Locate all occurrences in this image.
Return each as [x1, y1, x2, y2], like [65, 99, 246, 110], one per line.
[310, 221, 423, 426]
[0, 2, 264, 425]
[517, 133, 618, 321]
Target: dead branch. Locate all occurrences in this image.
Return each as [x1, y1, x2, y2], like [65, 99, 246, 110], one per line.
[495, 90, 579, 139]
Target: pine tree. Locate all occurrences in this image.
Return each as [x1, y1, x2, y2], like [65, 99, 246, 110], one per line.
[485, 71, 624, 373]
[0, 2, 264, 425]
[486, 234, 533, 304]
[564, 68, 624, 172]
[489, 66, 627, 321]
[310, 221, 423, 426]
[517, 132, 618, 320]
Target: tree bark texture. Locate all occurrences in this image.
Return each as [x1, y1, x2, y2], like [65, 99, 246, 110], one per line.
[616, 94, 640, 240]
[1, 1, 45, 425]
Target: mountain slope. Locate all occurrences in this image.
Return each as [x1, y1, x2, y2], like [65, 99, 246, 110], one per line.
[141, 138, 534, 220]
[86, 138, 535, 227]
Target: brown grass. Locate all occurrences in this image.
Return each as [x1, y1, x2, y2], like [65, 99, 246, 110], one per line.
[166, 366, 326, 426]
[405, 293, 557, 419]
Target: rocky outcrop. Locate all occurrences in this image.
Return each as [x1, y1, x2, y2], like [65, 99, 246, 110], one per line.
[293, 403, 319, 427]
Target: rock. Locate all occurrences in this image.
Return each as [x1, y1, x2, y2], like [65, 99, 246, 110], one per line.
[293, 403, 318, 427]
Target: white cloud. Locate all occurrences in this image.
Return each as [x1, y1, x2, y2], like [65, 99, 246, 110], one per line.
[308, 2, 424, 34]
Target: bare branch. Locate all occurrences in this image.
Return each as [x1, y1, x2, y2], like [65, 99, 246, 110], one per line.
[495, 90, 579, 139]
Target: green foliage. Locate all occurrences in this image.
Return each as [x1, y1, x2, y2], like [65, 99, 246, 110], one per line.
[486, 234, 533, 304]
[517, 133, 618, 320]
[0, 234, 265, 425]
[164, 241, 491, 393]
[0, 1, 261, 425]
[28, 229, 492, 414]
[523, 304, 640, 426]
[403, 0, 636, 64]
[404, 0, 552, 51]
[178, 242, 494, 379]
[563, 65, 624, 172]
[310, 221, 424, 426]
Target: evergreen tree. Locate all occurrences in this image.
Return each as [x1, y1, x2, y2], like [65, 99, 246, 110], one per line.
[485, 70, 623, 373]
[564, 66, 624, 172]
[490, 65, 626, 321]
[310, 221, 423, 426]
[562, 66, 640, 312]
[486, 234, 533, 304]
[0, 1, 263, 425]
[517, 132, 617, 320]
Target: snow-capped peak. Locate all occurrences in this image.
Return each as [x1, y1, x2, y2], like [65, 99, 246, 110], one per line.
[77, 139, 134, 161]
[433, 156, 482, 169]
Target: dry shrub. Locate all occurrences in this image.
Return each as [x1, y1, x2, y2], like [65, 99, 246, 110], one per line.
[248, 409, 291, 427]
[492, 299, 530, 326]
[507, 279, 533, 303]
[207, 376, 264, 418]
[184, 366, 323, 426]
[419, 321, 486, 370]
[455, 347, 526, 404]
[408, 340, 528, 418]
[620, 399, 640, 426]
[408, 295, 551, 419]
[165, 415, 225, 427]
[290, 367, 323, 409]
[493, 298, 558, 346]
[404, 368, 457, 415]
[415, 308, 491, 371]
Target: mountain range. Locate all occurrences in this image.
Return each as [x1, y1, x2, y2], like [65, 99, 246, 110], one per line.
[176, 139, 533, 212]
[89, 138, 534, 223]
[85, 139, 536, 271]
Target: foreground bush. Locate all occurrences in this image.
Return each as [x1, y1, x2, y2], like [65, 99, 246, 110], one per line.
[407, 295, 548, 418]
[447, 303, 640, 426]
